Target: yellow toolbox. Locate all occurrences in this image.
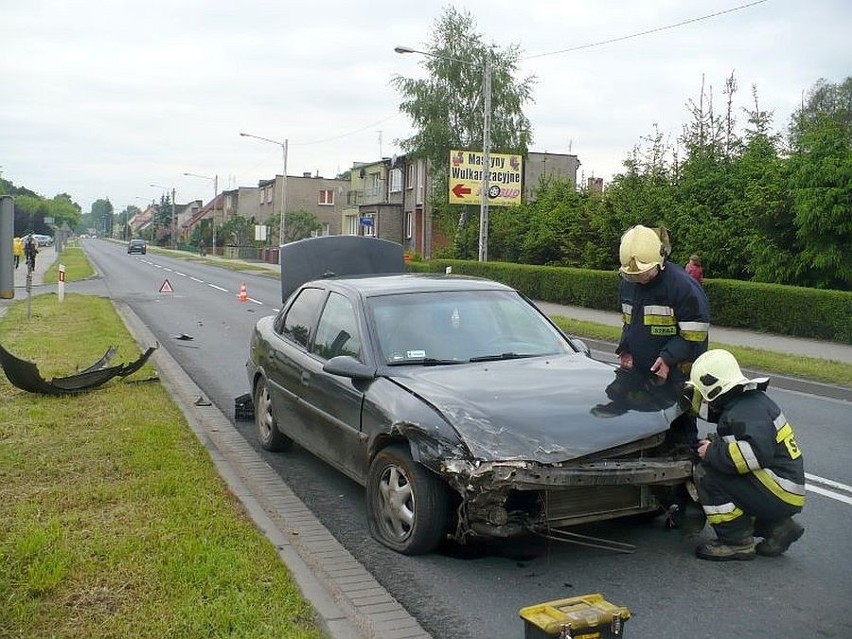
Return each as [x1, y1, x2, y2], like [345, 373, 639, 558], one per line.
[519, 593, 631, 638]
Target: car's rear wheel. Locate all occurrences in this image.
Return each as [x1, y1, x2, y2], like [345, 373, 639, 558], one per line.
[254, 376, 291, 452]
[367, 444, 449, 555]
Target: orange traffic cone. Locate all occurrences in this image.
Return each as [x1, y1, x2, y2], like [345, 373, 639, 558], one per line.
[238, 282, 248, 302]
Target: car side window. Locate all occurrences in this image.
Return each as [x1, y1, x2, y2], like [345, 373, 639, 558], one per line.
[278, 287, 326, 349]
[311, 292, 362, 361]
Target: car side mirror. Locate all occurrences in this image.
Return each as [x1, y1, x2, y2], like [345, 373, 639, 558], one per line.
[323, 355, 377, 380]
[571, 339, 591, 357]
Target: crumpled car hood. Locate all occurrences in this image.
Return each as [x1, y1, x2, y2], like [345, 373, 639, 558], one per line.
[388, 354, 682, 464]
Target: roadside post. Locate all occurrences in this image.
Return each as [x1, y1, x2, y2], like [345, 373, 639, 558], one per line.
[0, 195, 13, 299]
[58, 264, 65, 303]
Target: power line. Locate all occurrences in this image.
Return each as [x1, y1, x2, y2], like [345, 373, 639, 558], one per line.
[524, 0, 770, 61]
[292, 113, 401, 146]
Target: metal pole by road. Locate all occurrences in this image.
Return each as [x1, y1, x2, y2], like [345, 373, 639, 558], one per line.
[479, 51, 491, 262]
[0, 195, 14, 299]
[240, 132, 288, 251]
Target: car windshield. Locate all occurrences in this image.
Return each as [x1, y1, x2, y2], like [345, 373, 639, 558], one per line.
[368, 289, 574, 365]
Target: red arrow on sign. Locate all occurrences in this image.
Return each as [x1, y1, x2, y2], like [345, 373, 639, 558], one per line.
[451, 183, 471, 198]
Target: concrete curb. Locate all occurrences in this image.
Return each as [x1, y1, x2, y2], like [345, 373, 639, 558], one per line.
[114, 301, 431, 639]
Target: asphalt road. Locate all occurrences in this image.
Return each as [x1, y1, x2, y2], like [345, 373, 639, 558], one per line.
[18, 239, 852, 639]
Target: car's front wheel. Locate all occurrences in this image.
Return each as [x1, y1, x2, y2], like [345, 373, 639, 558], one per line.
[367, 444, 449, 555]
[254, 376, 292, 452]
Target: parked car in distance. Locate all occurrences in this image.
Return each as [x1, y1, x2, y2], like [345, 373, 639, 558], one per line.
[32, 234, 53, 246]
[127, 239, 147, 254]
[245, 236, 694, 555]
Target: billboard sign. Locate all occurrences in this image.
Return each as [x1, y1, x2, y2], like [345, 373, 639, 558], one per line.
[448, 149, 523, 206]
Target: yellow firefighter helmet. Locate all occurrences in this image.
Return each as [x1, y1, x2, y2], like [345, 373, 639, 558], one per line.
[619, 225, 667, 276]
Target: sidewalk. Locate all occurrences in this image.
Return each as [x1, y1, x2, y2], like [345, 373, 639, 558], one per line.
[9, 243, 55, 291]
[533, 301, 852, 365]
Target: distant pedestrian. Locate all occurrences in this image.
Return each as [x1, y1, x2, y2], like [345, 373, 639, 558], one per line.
[13, 236, 24, 269]
[199, 239, 207, 256]
[685, 254, 704, 284]
[24, 234, 38, 271]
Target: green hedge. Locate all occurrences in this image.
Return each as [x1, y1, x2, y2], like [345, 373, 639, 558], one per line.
[407, 259, 852, 344]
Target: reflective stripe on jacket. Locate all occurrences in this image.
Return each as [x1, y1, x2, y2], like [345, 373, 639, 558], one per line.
[704, 391, 806, 508]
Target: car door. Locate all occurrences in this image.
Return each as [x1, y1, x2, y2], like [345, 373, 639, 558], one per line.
[265, 286, 326, 447]
[286, 290, 368, 482]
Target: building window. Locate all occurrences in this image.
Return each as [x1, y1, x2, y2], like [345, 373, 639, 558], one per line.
[319, 189, 334, 205]
[404, 211, 413, 240]
[390, 168, 402, 193]
[370, 173, 381, 197]
[406, 165, 414, 189]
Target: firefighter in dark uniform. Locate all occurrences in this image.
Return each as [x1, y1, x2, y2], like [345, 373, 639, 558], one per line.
[616, 225, 710, 449]
[687, 349, 805, 561]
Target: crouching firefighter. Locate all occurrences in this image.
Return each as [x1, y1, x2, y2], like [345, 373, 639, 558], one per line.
[684, 349, 805, 561]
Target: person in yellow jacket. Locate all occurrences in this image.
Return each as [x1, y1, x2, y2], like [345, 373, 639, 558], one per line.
[13, 236, 24, 269]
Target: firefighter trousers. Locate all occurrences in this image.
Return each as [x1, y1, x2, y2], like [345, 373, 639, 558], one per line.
[694, 463, 802, 542]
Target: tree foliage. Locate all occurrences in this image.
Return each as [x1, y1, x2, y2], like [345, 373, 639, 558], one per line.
[391, 6, 535, 257]
[485, 74, 850, 292]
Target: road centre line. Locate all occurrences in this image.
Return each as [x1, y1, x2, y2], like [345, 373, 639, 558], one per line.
[805, 473, 852, 505]
[806, 484, 852, 506]
[806, 473, 852, 493]
[190, 276, 203, 283]
[174, 271, 186, 277]
[207, 283, 228, 292]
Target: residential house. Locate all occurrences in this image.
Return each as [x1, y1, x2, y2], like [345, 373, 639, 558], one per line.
[523, 151, 581, 202]
[343, 159, 400, 242]
[128, 205, 157, 237]
[256, 172, 349, 239]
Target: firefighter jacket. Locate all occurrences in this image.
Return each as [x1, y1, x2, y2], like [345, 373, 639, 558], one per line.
[703, 389, 805, 508]
[616, 262, 710, 382]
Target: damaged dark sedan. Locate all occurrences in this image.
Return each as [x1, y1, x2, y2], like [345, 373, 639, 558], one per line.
[246, 236, 694, 555]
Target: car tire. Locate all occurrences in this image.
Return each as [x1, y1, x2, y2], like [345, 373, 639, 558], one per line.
[367, 443, 450, 555]
[254, 376, 292, 452]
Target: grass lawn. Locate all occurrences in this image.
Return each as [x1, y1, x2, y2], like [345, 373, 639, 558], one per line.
[550, 316, 852, 387]
[0, 293, 325, 639]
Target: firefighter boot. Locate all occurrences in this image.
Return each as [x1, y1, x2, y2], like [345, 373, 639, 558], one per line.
[695, 538, 756, 561]
[756, 518, 804, 557]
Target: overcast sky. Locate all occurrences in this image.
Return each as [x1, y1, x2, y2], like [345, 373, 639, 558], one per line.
[1, 0, 849, 215]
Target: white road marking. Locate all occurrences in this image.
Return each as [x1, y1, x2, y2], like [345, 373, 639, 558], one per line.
[208, 284, 228, 292]
[806, 473, 852, 505]
[190, 277, 203, 283]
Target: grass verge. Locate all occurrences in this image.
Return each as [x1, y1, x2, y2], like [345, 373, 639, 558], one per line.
[43, 246, 94, 284]
[551, 316, 852, 387]
[0, 294, 325, 639]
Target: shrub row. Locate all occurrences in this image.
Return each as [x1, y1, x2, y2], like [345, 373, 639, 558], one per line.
[407, 260, 852, 344]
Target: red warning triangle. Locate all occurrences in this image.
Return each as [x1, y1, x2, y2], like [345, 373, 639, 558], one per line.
[159, 279, 174, 293]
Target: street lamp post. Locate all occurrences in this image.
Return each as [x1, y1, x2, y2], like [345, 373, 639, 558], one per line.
[150, 183, 176, 249]
[395, 45, 492, 261]
[240, 132, 288, 249]
[183, 172, 219, 253]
